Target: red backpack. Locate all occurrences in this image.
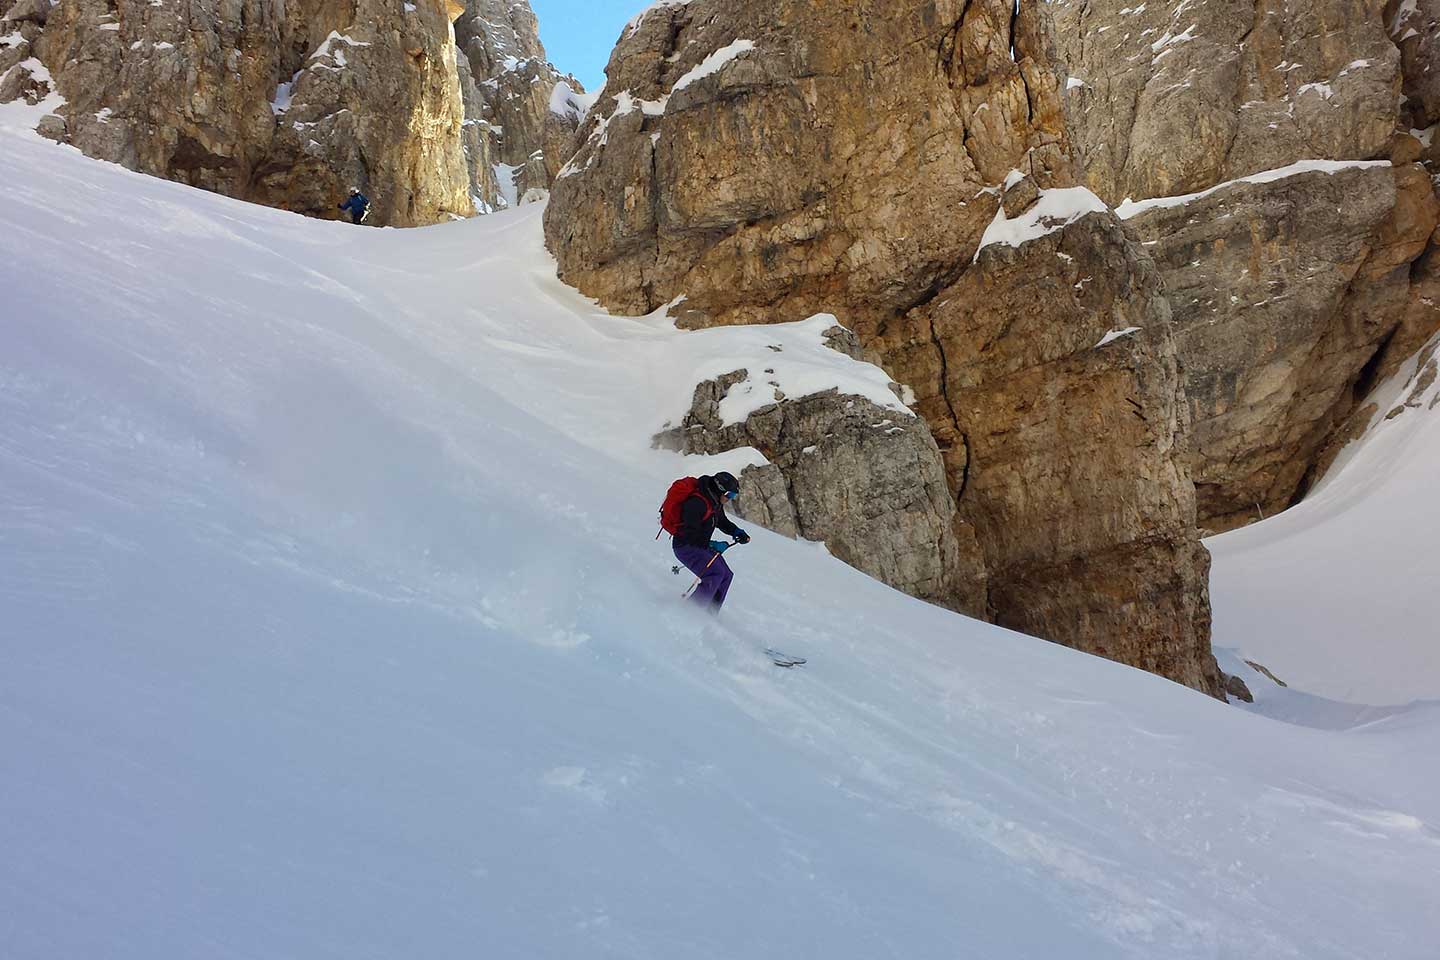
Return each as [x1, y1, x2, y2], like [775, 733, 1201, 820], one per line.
[659, 477, 711, 537]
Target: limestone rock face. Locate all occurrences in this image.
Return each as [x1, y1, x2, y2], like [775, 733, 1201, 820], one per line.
[18, 0, 476, 225]
[1038, 1, 1440, 532]
[541, 0, 1440, 695]
[1390, 0, 1440, 135]
[1313, 330, 1440, 481]
[456, 52, 503, 212]
[1123, 163, 1439, 530]
[454, 0, 585, 199]
[0, 0, 51, 105]
[868, 210, 1221, 696]
[546, 0, 1073, 325]
[657, 348, 989, 617]
[545, 0, 1224, 696]
[1045, 0, 1401, 204]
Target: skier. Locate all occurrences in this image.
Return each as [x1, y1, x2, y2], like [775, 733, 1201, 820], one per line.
[338, 188, 370, 225]
[661, 472, 751, 613]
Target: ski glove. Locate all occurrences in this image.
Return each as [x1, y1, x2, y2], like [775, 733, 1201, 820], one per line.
[709, 541, 730, 555]
[734, 529, 751, 544]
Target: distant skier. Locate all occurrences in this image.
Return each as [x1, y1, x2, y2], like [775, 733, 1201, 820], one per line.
[660, 472, 751, 613]
[338, 188, 370, 225]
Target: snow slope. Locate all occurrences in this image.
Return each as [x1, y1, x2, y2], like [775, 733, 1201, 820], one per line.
[1210, 340, 1440, 707]
[2, 121, 1439, 958]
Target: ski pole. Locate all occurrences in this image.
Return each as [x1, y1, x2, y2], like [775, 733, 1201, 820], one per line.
[682, 541, 740, 598]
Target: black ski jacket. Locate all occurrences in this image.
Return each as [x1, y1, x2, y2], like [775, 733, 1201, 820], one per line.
[675, 487, 741, 549]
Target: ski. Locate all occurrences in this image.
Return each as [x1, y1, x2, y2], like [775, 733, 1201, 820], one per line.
[765, 648, 807, 668]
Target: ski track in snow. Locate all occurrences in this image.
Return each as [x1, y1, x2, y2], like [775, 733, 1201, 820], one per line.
[1, 121, 1438, 959]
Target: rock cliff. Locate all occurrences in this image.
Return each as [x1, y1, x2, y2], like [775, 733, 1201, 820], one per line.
[454, 0, 586, 202]
[1046, 0, 1401, 203]
[868, 203, 1219, 694]
[1043, 0, 1440, 531]
[546, 0, 1072, 325]
[1119, 162, 1437, 530]
[543, 0, 1440, 694]
[0, 0, 55, 107]
[0, 0, 502, 225]
[545, 0, 1224, 695]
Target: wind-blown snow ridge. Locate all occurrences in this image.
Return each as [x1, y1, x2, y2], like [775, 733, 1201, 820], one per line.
[1, 126, 1438, 960]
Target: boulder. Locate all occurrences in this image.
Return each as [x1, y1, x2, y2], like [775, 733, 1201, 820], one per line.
[0, 60, 48, 106]
[34, 111, 64, 141]
[1223, 673, 1255, 704]
[0, 32, 29, 79]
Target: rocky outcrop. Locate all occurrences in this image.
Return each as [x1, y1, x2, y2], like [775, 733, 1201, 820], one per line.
[1312, 330, 1440, 481]
[546, 0, 1073, 325]
[1223, 673, 1255, 704]
[0, 0, 53, 105]
[579, 0, 1428, 542]
[4, 0, 483, 225]
[1390, 0, 1440, 139]
[545, 0, 1225, 696]
[1120, 162, 1439, 530]
[455, 0, 585, 201]
[1044, 0, 1401, 205]
[1041, 0, 1440, 530]
[657, 328, 989, 617]
[867, 205, 1221, 696]
[457, 52, 503, 213]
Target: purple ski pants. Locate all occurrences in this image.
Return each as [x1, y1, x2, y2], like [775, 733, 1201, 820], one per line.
[674, 543, 734, 611]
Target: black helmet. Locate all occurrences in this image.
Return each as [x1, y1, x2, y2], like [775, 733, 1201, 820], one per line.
[712, 472, 740, 500]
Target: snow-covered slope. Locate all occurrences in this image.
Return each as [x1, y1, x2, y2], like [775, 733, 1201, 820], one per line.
[1210, 343, 1440, 708]
[3, 121, 1439, 958]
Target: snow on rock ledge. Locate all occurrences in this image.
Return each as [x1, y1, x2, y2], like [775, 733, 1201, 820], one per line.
[655, 320, 988, 615]
[1115, 159, 1395, 220]
[1121, 160, 1437, 532]
[974, 185, 1109, 261]
[651, 313, 914, 432]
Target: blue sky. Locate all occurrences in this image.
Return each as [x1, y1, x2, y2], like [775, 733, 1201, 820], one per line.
[531, 0, 644, 90]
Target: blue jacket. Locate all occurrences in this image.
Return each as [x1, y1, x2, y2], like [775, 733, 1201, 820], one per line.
[339, 193, 369, 215]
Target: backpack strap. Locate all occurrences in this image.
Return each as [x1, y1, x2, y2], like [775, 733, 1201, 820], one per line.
[694, 492, 714, 524]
